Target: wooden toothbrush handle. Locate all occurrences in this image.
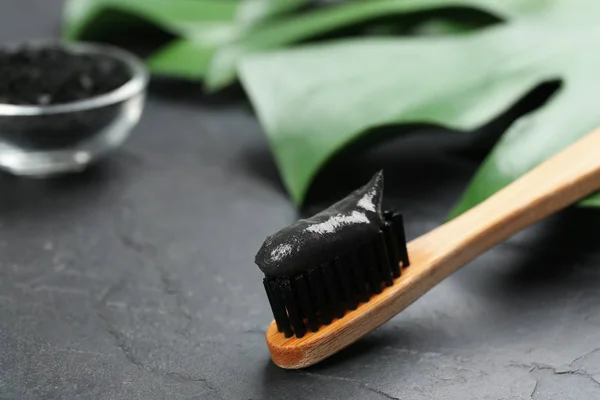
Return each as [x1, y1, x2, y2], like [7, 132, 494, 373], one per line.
[266, 127, 600, 369]
[410, 126, 600, 287]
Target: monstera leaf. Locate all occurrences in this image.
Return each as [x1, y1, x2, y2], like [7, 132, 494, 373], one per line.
[237, 0, 313, 25]
[204, 0, 539, 90]
[63, 0, 240, 39]
[63, 0, 240, 78]
[239, 0, 600, 213]
[146, 0, 315, 80]
[62, 0, 490, 85]
[63, 0, 312, 80]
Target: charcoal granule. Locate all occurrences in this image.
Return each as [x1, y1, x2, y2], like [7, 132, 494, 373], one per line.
[0, 45, 132, 106]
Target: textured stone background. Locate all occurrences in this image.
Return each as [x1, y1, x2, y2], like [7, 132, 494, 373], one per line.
[2, 1, 600, 399]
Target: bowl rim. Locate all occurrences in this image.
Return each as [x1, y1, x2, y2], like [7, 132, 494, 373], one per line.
[0, 40, 149, 116]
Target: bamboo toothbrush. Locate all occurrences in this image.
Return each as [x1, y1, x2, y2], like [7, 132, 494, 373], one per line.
[256, 127, 600, 369]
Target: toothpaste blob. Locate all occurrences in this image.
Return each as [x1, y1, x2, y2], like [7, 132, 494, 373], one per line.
[255, 171, 385, 277]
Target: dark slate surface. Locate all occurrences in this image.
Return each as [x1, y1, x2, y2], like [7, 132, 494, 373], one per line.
[2, 1, 600, 399]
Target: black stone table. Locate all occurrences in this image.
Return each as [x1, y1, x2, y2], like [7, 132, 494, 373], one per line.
[2, 2, 600, 399]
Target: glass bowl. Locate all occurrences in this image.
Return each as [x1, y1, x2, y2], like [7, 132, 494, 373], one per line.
[0, 41, 149, 177]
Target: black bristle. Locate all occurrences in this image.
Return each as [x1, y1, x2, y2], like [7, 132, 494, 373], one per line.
[293, 275, 319, 332]
[361, 243, 383, 295]
[307, 268, 333, 325]
[348, 252, 370, 303]
[280, 279, 306, 338]
[389, 213, 410, 267]
[264, 278, 293, 337]
[261, 209, 410, 338]
[382, 223, 401, 278]
[374, 231, 394, 286]
[322, 261, 346, 319]
[334, 256, 358, 310]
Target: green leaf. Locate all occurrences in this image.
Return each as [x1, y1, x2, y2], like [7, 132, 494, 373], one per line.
[63, 0, 240, 39]
[147, 39, 213, 80]
[239, 0, 600, 209]
[64, 0, 312, 82]
[145, 0, 314, 82]
[64, 0, 243, 81]
[207, 0, 529, 90]
[237, 0, 312, 26]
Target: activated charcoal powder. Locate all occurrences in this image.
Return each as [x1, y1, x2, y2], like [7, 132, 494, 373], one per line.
[0, 45, 131, 106]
